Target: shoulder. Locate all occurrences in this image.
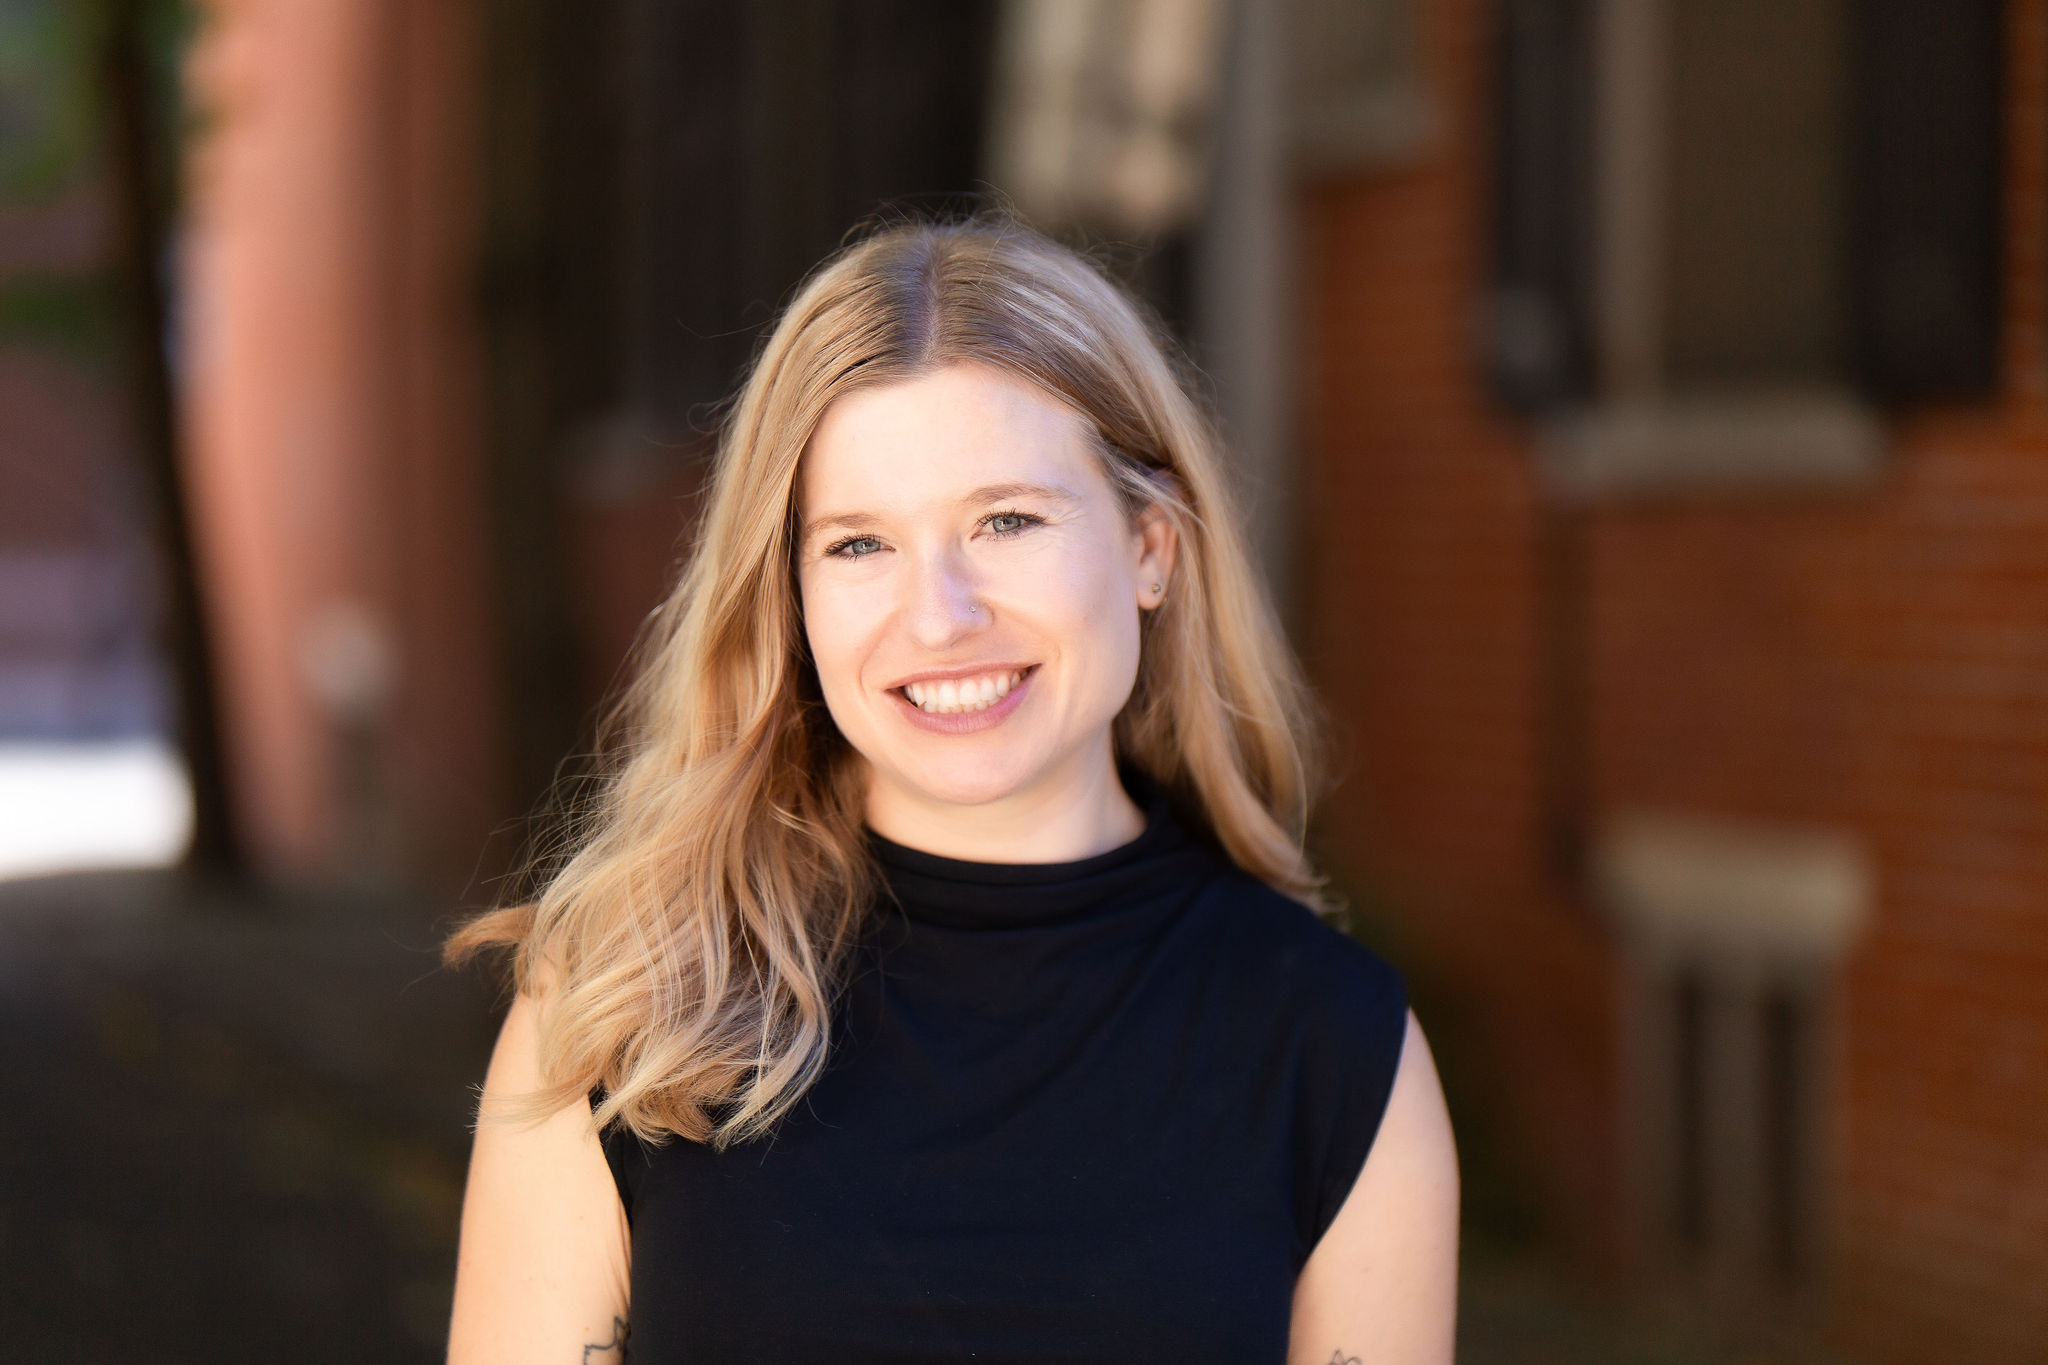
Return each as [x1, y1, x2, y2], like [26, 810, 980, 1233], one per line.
[447, 968, 632, 1364]
[1288, 1011, 1460, 1363]
[1180, 857, 1408, 1041]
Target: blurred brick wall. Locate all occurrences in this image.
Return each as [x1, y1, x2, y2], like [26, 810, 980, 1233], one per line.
[1298, 0, 2048, 1358]
[182, 0, 501, 892]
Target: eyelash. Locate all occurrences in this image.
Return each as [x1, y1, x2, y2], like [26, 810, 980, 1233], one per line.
[821, 509, 1045, 559]
[982, 507, 1044, 538]
[823, 534, 884, 559]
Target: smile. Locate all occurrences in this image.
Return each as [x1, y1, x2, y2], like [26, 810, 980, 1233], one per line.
[900, 669, 1027, 715]
[887, 665, 1038, 733]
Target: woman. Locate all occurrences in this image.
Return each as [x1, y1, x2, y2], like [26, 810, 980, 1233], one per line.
[446, 217, 1459, 1364]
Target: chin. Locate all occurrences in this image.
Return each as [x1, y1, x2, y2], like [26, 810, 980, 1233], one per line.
[871, 740, 1052, 812]
[897, 758, 1039, 810]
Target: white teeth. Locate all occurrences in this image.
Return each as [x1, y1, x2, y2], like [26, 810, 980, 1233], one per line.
[901, 670, 1026, 714]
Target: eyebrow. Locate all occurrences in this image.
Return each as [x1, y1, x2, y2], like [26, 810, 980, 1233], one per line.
[962, 480, 1079, 506]
[800, 481, 1081, 542]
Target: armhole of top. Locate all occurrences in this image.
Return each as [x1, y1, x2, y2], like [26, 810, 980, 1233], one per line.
[589, 1086, 637, 1226]
[1306, 958, 1410, 1253]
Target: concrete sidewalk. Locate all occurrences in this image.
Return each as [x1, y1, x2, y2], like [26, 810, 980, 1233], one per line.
[0, 869, 499, 1362]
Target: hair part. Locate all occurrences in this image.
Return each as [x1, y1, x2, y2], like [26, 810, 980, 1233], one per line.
[447, 214, 1326, 1148]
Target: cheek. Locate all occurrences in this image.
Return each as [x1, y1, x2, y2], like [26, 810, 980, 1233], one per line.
[1029, 536, 1142, 698]
[1091, 581, 1145, 700]
[799, 577, 876, 704]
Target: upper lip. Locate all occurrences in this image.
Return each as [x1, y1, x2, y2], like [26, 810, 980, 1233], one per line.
[881, 662, 1037, 691]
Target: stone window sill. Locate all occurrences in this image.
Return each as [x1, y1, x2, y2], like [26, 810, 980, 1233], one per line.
[1594, 809, 1871, 972]
[1537, 389, 1886, 501]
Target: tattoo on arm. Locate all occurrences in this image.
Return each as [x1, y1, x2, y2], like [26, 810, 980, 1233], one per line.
[1326, 1352, 1362, 1365]
[583, 1315, 628, 1363]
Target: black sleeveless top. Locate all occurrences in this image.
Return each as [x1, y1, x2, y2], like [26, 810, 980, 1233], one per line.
[599, 792, 1407, 1363]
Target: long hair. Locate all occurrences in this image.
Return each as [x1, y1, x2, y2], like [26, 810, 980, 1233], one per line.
[448, 216, 1324, 1147]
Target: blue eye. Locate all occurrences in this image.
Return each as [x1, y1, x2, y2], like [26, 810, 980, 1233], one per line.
[829, 535, 883, 558]
[985, 510, 1039, 536]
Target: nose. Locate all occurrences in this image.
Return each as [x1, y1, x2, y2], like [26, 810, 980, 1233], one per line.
[903, 545, 986, 651]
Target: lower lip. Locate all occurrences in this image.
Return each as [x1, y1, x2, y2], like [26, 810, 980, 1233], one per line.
[890, 668, 1036, 734]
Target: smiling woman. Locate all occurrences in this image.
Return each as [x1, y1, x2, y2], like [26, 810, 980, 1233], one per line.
[444, 217, 1458, 1365]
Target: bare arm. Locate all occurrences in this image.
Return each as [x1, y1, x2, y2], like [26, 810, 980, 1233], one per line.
[1287, 1011, 1461, 1365]
[446, 982, 632, 1364]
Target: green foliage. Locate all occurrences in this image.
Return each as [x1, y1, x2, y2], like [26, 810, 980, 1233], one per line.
[0, 0, 198, 208]
[0, 0, 97, 204]
[0, 0, 195, 376]
[0, 268, 115, 364]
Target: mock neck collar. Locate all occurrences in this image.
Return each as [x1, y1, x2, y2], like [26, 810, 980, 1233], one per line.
[866, 774, 1212, 929]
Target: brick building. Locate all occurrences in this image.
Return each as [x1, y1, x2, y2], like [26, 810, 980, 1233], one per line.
[1297, 1, 2048, 1358]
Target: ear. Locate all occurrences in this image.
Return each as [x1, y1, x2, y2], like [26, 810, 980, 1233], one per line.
[1132, 499, 1180, 611]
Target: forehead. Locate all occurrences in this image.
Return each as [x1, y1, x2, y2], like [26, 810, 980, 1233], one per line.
[798, 363, 1102, 510]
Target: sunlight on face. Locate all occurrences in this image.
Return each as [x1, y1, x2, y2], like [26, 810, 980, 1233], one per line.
[796, 363, 1172, 829]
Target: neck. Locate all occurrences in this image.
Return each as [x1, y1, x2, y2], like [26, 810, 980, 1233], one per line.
[863, 748, 1146, 865]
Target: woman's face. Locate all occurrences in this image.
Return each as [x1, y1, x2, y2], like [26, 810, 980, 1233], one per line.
[796, 362, 1175, 824]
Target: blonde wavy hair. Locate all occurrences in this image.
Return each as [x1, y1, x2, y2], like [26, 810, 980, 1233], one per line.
[448, 216, 1324, 1147]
